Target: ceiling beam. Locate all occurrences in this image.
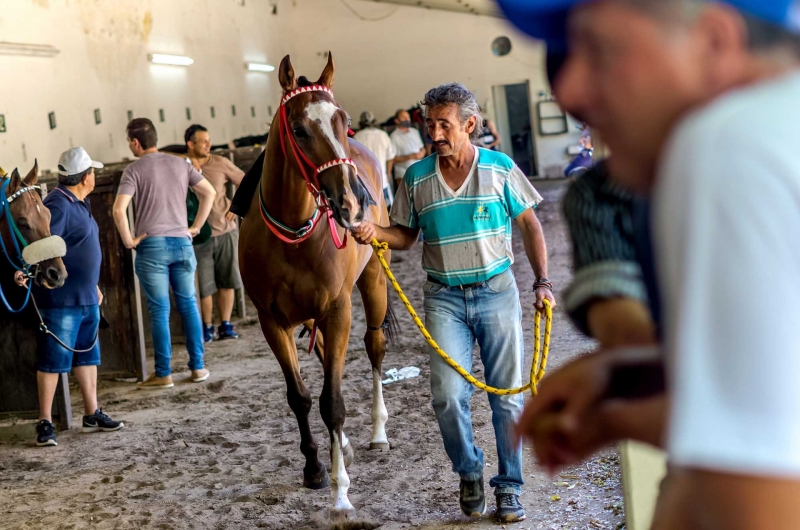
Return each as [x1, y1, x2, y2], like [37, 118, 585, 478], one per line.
[365, 0, 501, 18]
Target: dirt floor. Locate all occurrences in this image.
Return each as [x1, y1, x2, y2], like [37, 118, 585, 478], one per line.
[0, 180, 625, 530]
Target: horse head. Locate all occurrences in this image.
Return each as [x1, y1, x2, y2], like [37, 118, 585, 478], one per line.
[4, 162, 67, 289]
[278, 53, 371, 229]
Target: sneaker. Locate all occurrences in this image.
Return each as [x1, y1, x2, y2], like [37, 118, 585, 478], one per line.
[495, 493, 526, 523]
[36, 419, 57, 447]
[459, 476, 487, 517]
[191, 369, 210, 382]
[203, 324, 218, 343]
[82, 408, 124, 433]
[136, 373, 174, 390]
[217, 321, 239, 340]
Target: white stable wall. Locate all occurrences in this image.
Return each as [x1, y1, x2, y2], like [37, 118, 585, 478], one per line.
[0, 0, 580, 175]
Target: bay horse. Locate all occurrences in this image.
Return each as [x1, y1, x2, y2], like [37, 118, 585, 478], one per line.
[238, 54, 394, 521]
[0, 162, 68, 414]
[0, 162, 68, 301]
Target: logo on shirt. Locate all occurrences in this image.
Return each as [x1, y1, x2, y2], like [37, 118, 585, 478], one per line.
[473, 204, 491, 221]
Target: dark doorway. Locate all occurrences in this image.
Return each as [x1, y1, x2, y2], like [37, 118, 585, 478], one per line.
[492, 82, 537, 176]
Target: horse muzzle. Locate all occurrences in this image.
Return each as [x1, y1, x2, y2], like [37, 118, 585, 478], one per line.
[23, 236, 68, 289]
[22, 236, 66, 265]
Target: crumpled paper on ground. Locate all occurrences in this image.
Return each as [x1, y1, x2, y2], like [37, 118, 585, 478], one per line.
[382, 366, 420, 385]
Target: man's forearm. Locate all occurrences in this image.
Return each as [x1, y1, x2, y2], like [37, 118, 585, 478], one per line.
[113, 207, 134, 246]
[601, 395, 667, 448]
[194, 196, 213, 229]
[519, 212, 548, 279]
[374, 225, 418, 250]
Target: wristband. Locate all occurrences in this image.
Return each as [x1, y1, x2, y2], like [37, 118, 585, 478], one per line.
[533, 277, 553, 291]
[604, 361, 666, 399]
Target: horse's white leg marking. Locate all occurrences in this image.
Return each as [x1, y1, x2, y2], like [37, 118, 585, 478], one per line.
[306, 101, 347, 159]
[330, 432, 355, 518]
[341, 431, 349, 448]
[371, 368, 389, 446]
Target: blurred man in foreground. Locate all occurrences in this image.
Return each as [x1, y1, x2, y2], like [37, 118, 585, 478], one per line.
[499, 0, 800, 528]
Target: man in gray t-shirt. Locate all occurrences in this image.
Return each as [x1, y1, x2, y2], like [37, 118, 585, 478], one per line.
[113, 118, 216, 390]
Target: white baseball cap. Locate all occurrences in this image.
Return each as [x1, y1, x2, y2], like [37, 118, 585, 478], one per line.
[57, 147, 103, 176]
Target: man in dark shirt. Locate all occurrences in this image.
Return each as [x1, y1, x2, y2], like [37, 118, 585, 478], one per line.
[33, 147, 123, 447]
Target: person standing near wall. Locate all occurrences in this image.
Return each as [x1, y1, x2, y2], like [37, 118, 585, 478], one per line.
[184, 124, 245, 342]
[478, 119, 502, 151]
[113, 118, 216, 389]
[353, 111, 396, 207]
[34, 147, 124, 447]
[390, 109, 425, 189]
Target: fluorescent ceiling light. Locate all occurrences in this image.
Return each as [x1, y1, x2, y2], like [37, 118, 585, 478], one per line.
[149, 53, 194, 66]
[246, 62, 275, 72]
[366, 0, 500, 16]
[0, 41, 60, 57]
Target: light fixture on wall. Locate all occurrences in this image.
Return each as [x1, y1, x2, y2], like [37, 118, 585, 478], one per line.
[148, 53, 194, 66]
[0, 41, 60, 57]
[246, 62, 275, 72]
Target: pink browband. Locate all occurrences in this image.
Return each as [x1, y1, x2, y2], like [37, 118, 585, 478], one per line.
[316, 158, 357, 176]
[281, 84, 333, 106]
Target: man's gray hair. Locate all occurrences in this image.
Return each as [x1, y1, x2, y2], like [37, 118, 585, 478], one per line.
[628, 0, 800, 56]
[421, 83, 484, 140]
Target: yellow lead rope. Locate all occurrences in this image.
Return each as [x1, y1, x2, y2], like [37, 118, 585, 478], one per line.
[371, 239, 552, 396]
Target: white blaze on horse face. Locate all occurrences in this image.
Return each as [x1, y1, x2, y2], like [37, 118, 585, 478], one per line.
[330, 432, 355, 517]
[305, 100, 347, 159]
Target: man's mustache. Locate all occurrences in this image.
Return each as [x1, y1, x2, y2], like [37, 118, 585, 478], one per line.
[434, 141, 450, 147]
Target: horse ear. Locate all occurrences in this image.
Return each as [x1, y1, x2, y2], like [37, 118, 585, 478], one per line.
[279, 55, 296, 93]
[317, 52, 335, 88]
[9, 168, 21, 191]
[23, 159, 39, 185]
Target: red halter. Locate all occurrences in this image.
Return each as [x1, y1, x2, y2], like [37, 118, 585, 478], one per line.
[265, 84, 354, 249]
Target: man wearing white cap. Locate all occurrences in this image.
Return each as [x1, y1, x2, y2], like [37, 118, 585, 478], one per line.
[33, 147, 124, 447]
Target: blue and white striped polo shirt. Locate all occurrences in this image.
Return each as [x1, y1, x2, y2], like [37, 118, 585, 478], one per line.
[391, 146, 543, 286]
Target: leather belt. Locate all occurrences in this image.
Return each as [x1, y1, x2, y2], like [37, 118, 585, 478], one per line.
[427, 275, 486, 291]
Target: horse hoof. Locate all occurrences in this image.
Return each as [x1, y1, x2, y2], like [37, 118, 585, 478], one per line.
[368, 442, 390, 451]
[343, 441, 355, 468]
[330, 505, 356, 523]
[303, 469, 330, 490]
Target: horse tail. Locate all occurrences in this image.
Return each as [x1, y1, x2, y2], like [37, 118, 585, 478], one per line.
[383, 284, 400, 344]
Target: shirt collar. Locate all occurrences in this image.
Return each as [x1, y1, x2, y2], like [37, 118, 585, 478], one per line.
[54, 184, 78, 203]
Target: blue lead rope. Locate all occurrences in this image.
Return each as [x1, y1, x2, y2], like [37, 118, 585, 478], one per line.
[0, 177, 33, 312]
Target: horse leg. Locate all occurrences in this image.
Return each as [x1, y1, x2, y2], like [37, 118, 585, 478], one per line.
[318, 298, 356, 521]
[356, 254, 390, 451]
[259, 313, 328, 489]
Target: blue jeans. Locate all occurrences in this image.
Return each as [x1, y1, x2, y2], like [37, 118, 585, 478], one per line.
[37, 305, 101, 373]
[423, 268, 524, 495]
[135, 237, 204, 377]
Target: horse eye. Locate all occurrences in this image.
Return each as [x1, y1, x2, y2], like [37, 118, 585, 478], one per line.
[292, 126, 309, 139]
[17, 220, 30, 230]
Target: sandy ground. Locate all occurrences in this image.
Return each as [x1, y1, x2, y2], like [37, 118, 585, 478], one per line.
[0, 181, 625, 530]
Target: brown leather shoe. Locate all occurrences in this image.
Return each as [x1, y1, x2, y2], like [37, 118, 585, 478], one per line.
[191, 369, 210, 383]
[136, 374, 174, 390]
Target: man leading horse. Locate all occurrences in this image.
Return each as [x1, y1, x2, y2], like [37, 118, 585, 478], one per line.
[352, 83, 556, 523]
